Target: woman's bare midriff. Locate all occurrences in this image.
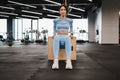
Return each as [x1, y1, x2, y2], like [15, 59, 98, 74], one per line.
[57, 30, 68, 35]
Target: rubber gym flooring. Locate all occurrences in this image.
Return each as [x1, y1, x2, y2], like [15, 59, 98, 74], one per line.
[0, 43, 120, 80]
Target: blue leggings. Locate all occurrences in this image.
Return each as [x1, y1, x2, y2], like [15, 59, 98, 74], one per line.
[53, 34, 71, 58]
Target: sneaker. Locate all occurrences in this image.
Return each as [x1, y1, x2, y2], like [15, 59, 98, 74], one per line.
[52, 59, 59, 69]
[65, 59, 73, 69]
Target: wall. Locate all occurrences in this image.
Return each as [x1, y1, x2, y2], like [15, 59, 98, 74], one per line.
[88, 12, 96, 42]
[101, 0, 120, 44]
[88, 0, 120, 44]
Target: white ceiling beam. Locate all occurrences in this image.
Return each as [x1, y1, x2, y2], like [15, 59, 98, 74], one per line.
[44, 0, 61, 5]
[0, 6, 15, 10]
[69, 6, 85, 12]
[8, 0, 37, 8]
[47, 14, 59, 18]
[0, 12, 18, 15]
[43, 8, 59, 13]
[21, 15, 39, 19]
[68, 13, 81, 18]
[22, 10, 42, 15]
[0, 14, 9, 17]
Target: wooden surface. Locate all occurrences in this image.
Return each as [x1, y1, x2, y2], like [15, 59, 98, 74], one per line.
[48, 36, 76, 60]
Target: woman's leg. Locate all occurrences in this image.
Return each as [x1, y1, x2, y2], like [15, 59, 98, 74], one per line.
[64, 36, 72, 69]
[52, 35, 60, 69]
[53, 35, 60, 58]
[65, 36, 71, 58]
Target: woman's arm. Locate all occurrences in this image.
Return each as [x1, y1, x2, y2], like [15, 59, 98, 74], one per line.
[70, 19, 73, 34]
[52, 19, 57, 38]
[69, 19, 74, 39]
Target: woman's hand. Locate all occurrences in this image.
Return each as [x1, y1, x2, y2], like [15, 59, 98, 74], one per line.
[51, 35, 54, 39]
[70, 35, 74, 39]
[51, 34, 56, 39]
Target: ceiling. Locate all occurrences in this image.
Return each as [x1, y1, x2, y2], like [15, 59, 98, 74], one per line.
[0, 0, 102, 19]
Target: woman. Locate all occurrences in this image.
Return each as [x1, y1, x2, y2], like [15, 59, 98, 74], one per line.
[52, 5, 74, 69]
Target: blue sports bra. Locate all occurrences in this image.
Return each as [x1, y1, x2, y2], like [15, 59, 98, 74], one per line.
[53, 18, 73, 34]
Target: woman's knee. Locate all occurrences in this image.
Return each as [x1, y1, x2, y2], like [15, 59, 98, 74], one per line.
[54, 36, 59, 42]
[65, 36, 71, 42]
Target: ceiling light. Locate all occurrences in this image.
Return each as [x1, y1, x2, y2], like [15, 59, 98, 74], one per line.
[8, 0, 37, 8]
[0, 12, 18, 15]
[0, 14, 9, 17]
[16, 17, 21, 19]
[44, 0, 61, 5]
[88, 0, 92, 2]
[69, 6, 85, 12]
[43, 8, 59, 13]
[47, 14, 59, 18]
[68, 14, 81, 18]
[22, 10, 42, 15]
[0, 6, 15, 10]
[21, 15, 39, 19]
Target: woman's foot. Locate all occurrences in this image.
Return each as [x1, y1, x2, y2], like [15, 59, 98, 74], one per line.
[65, 58, 72, 69]
[52, 58, 59, 69]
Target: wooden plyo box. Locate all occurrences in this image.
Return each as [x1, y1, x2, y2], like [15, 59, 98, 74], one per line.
[48, 36, 76, 60]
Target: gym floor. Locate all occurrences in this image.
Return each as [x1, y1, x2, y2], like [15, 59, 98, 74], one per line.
[0, 43, 120, 80]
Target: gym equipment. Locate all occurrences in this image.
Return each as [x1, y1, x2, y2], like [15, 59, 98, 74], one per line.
[6, 31, 14, 46]
[48, 36, 76, 60]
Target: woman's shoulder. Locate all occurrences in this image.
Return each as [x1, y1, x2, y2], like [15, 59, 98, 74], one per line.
[66, 18, 73, 23]
[54, 18, 60, 22]
[54, 18, 59, 20]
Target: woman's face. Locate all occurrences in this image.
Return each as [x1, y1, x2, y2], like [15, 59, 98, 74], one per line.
[59, 6, 67, 16]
